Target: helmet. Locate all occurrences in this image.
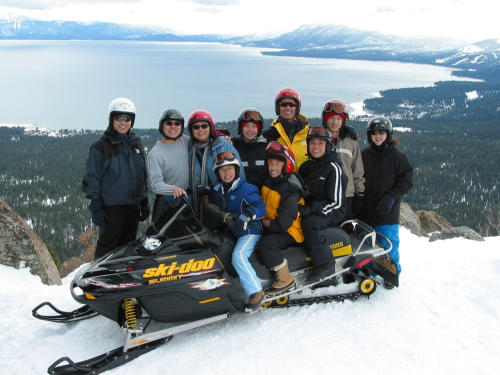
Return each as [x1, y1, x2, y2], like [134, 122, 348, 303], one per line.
[265, 141, 296, 175]
[306, 127, 333, 157]
[188, 110, 216, 140]
[367, 116, 393, 145]
[213, 151, 241, 181]
[274, 87, 301, 116]
[158, 108, 184, 139]
[237, 108, 264, 136]
[322, 99, 349, 126]
[108, 97, 136, 128]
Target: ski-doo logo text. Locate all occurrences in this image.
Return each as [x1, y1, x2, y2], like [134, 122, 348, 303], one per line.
[142, 258, 216, 279]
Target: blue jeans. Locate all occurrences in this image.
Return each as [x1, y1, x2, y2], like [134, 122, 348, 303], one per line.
[232, 234, 262, 296]
[376, 224, 401, 274]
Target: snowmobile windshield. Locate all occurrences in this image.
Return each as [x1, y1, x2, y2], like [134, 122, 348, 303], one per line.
[146, 198, 204, 240]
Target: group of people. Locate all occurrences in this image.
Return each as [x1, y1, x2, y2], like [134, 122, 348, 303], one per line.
[82, 87, 413, 311]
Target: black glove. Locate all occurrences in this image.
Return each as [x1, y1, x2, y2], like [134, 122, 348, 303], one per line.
[298, 204, 312, 217]
[352, 194, 364, 217]
[90, 199, 106, 227]
[139, 198, 150, 221]
[376, 192, 397, 216]
[244, 205, 257, 220]
[224, 213, 250, 231]
[196, 185, 213, 199]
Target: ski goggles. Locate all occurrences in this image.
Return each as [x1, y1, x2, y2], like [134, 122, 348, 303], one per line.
[307, 127, 329, 138]
[114, 115, 132, 123]
[266, 142, 295, 164]
[323, 102, 346, 114]
[241, 112, 263, 123]
[215, 151, 236, 163]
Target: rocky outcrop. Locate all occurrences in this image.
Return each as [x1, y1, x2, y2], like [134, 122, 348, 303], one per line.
[400, 202, 423, 236]
[400, 202, 483, 242]
[429, 226, 484, 242]
[416, 210, 452, 233]
[0, 200, 61, 285]
[60, 244, 94, 277]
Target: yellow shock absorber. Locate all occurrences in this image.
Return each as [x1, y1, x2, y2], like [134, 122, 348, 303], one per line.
[123, 298, 137, 328]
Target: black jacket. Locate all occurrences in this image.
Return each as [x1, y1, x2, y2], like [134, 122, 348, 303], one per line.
[82, 130, 147, 206]
[298, 151, 347, 225]
[232, 135, 267, 188]
[360, 142, 413, 225]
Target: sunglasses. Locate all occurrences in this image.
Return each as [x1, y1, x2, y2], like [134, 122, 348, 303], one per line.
[114, 115, 132, 123]
[323, 102, 346, 114]
[371, 130, 387, 135]
[164, 120, 182, 127]
[280, 101, 296, 108]
[192, 123, 210, 130]
[215, 151, 236, 163]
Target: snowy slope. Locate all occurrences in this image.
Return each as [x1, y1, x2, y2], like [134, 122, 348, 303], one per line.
[1, 227, 499, 375]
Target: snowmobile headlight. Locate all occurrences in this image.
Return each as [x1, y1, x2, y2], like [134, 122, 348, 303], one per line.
[143, 237, 161, 251]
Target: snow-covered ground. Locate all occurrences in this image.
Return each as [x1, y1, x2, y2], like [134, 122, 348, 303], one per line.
[2, 227, 499, 375]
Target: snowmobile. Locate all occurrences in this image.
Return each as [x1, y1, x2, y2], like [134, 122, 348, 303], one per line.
[33, 197, 398, 375]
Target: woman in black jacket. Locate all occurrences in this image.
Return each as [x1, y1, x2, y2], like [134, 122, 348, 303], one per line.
[359, 116, 413, 288]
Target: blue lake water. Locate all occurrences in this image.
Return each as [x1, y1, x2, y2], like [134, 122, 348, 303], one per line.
[0, 40, 468, 130]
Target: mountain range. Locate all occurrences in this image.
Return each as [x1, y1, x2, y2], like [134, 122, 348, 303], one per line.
[1, 18, 499, 82]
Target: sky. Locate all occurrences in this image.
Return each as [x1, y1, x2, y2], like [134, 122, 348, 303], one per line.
[2, 227, 499, 374]
[0, 0, 499, 43]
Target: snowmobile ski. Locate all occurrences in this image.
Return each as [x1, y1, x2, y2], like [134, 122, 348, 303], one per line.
[47, 313, 229, 375]
[32, 302, 98, 323]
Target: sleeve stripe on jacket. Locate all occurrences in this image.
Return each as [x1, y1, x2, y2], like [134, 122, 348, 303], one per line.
[322, 161, 343, 215]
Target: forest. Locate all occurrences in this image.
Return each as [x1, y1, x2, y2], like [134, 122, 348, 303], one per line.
[1, 80, 499, 264]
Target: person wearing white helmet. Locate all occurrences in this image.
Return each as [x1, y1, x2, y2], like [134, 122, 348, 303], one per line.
[207, 151, 266, 311]
[82, 97, 149, 259]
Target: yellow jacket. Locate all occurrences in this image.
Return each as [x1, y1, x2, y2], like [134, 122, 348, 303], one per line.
[270, 114, 310, 172]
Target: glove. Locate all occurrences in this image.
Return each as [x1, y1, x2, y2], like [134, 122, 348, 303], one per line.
[298, 204, 312, 217]
[244, 204, 257, 220]
[224, 213, 250, 231]
[196, 185, 213, 199]
[139, 198, 150, 221]
[352, 194, 364, 217]
[376, 192, 397, 216]
[89, 200, 106, 227]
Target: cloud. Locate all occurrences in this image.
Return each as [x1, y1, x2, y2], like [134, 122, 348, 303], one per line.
[184, 0, 240, 5]
[0, 0, 140, 11]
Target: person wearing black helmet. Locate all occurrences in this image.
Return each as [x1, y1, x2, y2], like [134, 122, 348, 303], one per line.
[322, 99, 365, 219]
[146, 108, 190, 222]
[262, 87, 311, 171]
[256, 142, 308, 296]
[298, 127, 347, 284]
[359, 116, 413, 289]
[82, 97, 149, 259]
[231, 108, 267, 189]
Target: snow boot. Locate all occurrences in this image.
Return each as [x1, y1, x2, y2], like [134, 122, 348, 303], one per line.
[383, 280, 395, 289]
[266, 259, 295, 296]
[245, 290, 265, 312]
[306, 263, 335, 285]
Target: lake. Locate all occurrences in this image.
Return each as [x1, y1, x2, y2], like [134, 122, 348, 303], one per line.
[0, 40, 468, 130]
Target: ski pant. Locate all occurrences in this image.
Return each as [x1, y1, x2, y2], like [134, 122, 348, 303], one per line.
[256, 232, 297, 269]
[232, 234, 262, 296]
[301, 214, 336, 270]
[376, 224, 401, 274]
[95, 204, 140, 259]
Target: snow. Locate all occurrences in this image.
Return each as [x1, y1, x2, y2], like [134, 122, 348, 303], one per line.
[2, 228, 500, 375]
[466, 90, 480, 101]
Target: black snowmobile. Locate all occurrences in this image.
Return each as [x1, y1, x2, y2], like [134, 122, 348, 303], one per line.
[33, 198, 398, 375]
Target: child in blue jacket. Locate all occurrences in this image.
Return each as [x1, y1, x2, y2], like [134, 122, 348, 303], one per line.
[211, 151, 266, 311]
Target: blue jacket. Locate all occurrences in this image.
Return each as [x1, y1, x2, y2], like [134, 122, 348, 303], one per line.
[82, 130, 147, 206]
[213, 178, 266, 238]
[189, 136, 245, 188]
